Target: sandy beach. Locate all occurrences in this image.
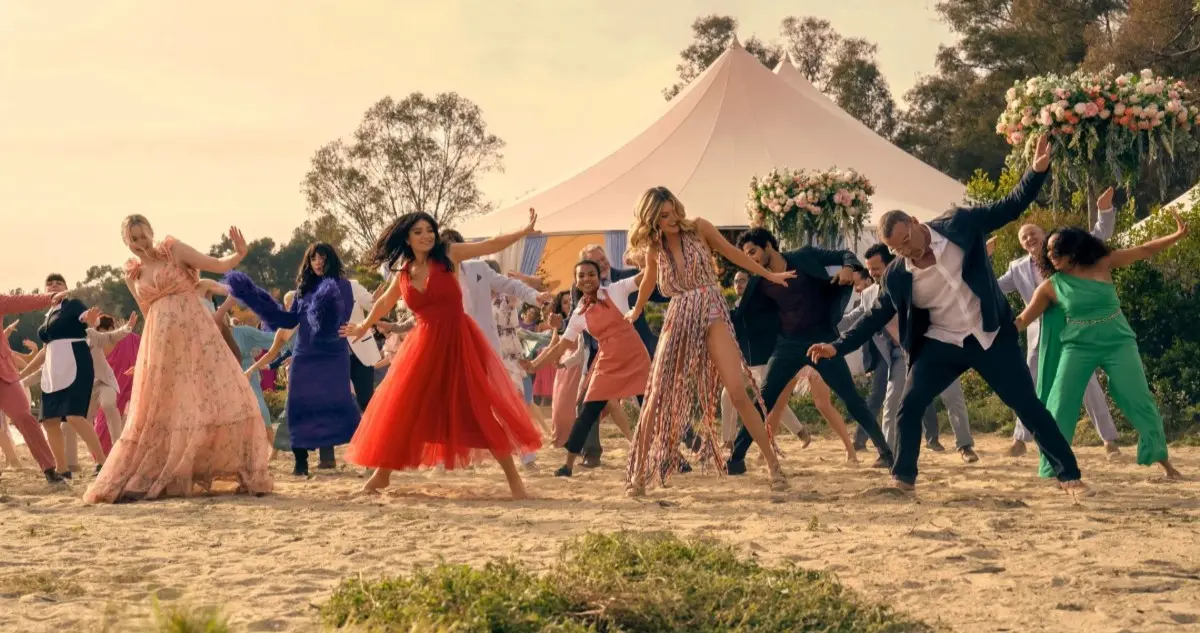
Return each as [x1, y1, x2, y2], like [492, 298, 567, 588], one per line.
[1, 432, 1198, 633]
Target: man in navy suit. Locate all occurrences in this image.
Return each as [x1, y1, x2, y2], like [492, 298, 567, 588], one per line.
[809, 136, 1083, 492]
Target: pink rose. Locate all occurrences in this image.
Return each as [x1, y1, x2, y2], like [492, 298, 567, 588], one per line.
[1073, 102, 1088, 115]
[1084, 102, 1100, 118]
[1114, 103, 1126, 115]
[1116, 76, 1129, 87]
[1038, 109, 1054, 126]
[1010, 131, 1026, 144]
[1100, 109, 1111, 119]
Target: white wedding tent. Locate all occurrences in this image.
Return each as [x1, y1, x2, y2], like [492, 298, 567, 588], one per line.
[461, 36, 966, 281]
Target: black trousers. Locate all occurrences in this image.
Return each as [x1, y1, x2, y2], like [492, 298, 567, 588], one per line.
[732, 330, 893, 463]
[892, 330, 1080, 485]
[293, 447, 335, 468]
[566, 396, 644, 456]
[350, 355, 376, 412]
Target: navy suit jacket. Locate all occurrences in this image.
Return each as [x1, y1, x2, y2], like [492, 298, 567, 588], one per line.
[833, 168, 1049, 362]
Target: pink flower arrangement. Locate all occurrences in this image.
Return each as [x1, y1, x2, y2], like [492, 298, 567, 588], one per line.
[997, 66, 1199, 193]
[747, 167, 872, 246]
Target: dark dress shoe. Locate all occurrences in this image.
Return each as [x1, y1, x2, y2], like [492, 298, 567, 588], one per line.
[871, 455, 893, 469]
[726, 459, 747, 476]
[926, 440, 946, 452]
[554, 465, 572, 477]
[960, 447, 980, 463]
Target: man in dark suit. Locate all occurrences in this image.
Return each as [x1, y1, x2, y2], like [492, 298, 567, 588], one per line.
[576, 244, 668, 466]
[726, 229, 894, 474]
[809, 136, 1083, 492]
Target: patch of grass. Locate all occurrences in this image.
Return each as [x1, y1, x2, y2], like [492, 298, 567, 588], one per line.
[322, 531, 930, 632]
[0, 571, 83, 598]
[151, 600, 230, 633]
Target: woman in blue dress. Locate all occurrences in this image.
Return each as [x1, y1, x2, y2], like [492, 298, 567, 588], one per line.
[215, 300, 280, 442]
[226, 243, 361, 477]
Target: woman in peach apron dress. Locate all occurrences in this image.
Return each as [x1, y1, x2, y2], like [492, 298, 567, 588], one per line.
[524, 261, 649, 477]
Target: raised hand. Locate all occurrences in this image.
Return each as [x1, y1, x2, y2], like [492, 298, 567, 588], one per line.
[1172, 208, 1189, 238]
[127, 312, 140, 330]
[535, 292, 553, 306]
[50, 291, 69, 305]
[3, 319, 17, 336]
[548, 313, 564, 329]
[22, 339, 37, 353]
[986, 237, 997, 256]
[1032, 135, 1051, 172]
[1097, 186, 1114, 210]
[807, 343, 837, 364]
[229, 227, 248, 258]
[766, 270, 797, 287]
[522, 208, 540, 237]
[624, 307, 642, 324]
[81, 306, 102, 326]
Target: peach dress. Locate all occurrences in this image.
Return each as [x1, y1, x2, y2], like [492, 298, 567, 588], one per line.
[84, 237, 273, 503]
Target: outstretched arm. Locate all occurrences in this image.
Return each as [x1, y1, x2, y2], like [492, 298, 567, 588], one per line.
[0, 293, 54, 317]
[224, 272, 301, 330]
[482, 264, 543, 305]
[449, 208, 538, 263]
[244, 328, 294, 375]
[1015, 280, 1057, 330]
[1092, 187, 1116, 240]
[170, 229, 247, 275]
[695, 218, 794, 286]
[1107, 209, 1188, 269]
[342, 272, 404, 341]
[965, 136, 1051, 234]
[831, 290, 899, 356]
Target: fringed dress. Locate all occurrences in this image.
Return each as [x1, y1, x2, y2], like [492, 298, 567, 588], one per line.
[626, 230, 767, 491]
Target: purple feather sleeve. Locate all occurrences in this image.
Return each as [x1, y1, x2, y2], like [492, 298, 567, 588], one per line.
[223, 271, 300, 331]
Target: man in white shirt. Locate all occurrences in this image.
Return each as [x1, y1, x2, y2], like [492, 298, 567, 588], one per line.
[846, 245, 977, 461]
[993, 190, 1120, 458]
[346, 278, 383, 411]
[810, 137, 1082, 492]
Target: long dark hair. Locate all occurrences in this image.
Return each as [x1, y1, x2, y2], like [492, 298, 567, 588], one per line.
[296, 242, 344, 297]
[1038, 226, 1112, 277]
[370, 212, 454, 275]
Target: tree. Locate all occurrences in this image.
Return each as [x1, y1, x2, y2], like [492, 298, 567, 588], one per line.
[665, 15, 898, 136]
[662, 15, 780, 100]
[302, 92, 505, 252]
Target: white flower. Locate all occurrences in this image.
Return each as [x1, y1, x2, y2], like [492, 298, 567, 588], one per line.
[1141, 68, 1154, 79]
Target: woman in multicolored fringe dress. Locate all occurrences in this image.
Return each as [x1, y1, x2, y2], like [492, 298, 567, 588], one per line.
[623, 186, 794, 496]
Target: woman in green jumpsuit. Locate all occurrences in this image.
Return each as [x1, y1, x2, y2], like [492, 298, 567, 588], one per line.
[1015, 209, 1187, 480]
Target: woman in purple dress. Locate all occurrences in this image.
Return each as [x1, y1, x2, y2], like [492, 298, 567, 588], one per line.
[226, 243, 361, 477]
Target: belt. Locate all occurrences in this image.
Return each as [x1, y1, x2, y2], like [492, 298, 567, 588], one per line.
[1066, 310, 1121, 326]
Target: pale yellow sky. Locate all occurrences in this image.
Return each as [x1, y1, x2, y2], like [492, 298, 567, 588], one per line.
[0, 0, 953, 291]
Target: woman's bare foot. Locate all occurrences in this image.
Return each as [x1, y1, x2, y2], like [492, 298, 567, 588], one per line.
[891, 478, 915, 492]
[1058, 479, 1087, 503]
[508, 483, 529, 500]
[769, 467, 788, 492]
[359, 470, 390, 494]
[1160, 460, 1182, 479]
[797, 425, 812, 449]
[845, 451, 859, 465]
[1104, 442, 1121, 459]
[625, 482, 646, 498]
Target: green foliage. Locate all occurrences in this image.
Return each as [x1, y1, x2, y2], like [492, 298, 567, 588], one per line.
[150, 599, 230, 633]
[322, 532, 929, 632]
[263, 387, 287, 422]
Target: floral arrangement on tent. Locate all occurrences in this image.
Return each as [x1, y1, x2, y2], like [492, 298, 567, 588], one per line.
[996, 66, 1200, 196]
[745, 168, 873, 247]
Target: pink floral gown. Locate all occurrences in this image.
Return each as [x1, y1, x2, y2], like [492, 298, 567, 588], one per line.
[84, 237, 273, 503]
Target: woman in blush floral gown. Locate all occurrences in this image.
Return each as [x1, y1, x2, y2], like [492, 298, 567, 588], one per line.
[84, 215, 273, 503]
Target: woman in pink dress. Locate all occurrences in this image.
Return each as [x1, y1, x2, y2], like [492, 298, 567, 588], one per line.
[93, 314, 140, 453]
[84, 215, 273, 503]
[524, 261, 646, 477]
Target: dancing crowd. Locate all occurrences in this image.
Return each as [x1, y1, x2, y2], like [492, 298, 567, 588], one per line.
[0, 136, 1188, 503]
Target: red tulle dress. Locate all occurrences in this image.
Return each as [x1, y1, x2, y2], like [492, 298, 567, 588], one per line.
[345, 263, 543, 470]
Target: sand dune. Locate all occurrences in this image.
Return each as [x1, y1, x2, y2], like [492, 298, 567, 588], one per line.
[1, 433, 1198, 632]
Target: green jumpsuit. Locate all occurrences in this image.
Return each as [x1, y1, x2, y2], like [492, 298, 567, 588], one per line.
[1037, 273, 1168, 478]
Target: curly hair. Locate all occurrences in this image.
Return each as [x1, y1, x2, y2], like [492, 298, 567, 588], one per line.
[1038, 226, 1112, 277]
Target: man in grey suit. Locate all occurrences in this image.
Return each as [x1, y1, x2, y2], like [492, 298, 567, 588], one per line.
[992, 187, 1120, 458]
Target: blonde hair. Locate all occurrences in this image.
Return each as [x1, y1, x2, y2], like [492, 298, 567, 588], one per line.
[628, 186, 693, 250]
[120, 214, 153, 244]
[283, 290, 297, 311]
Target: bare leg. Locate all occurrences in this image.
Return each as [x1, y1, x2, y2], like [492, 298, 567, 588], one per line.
[491, 452, 528, 500]
[97, 387, 124, 443]
[66, 416, 107, 465]
[43, 420, 68, 473]
[705, 322, 785, 489]
[0, 415, 21, 468]
[606, 399, 634, 441]
[808, 373, 857, 463]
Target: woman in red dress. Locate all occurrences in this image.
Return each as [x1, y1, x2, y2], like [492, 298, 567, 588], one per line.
[341, 209, 544, 499]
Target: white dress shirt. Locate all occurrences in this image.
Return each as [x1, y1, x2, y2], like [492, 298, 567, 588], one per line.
[562, 277, 639, 342]
[347, 279, 382, 366]
[907, 228, 998, 351]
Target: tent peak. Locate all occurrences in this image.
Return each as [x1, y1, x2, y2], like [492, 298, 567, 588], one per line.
[728, 34, 742, 50]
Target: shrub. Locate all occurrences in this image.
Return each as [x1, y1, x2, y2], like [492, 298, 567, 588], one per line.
[322, 532, 929, 633]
